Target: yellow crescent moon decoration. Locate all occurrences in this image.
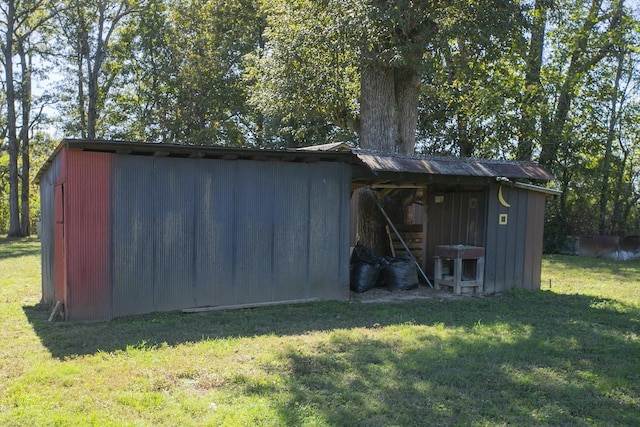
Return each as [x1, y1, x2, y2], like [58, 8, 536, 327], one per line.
[498, 185, 511, 208]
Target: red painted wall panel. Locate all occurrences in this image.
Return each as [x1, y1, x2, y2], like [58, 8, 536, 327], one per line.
[54, 184, 65, 305]
[53, 149, 67, 307]
[64, 149, 112, 320]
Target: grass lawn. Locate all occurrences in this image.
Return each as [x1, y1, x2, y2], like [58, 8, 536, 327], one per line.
[1, 238, 639, 426]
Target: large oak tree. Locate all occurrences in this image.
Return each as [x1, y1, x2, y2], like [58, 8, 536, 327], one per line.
[250, 0, 521, 253]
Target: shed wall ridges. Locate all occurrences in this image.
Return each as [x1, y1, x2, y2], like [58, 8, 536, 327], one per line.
[152, 157, 198, 311]
[308, 163, 351, 299]
[110, 155, 351, 319]
[39, 152, 62, 306]
[65, 150, 112, 320]
[272, 163, 310, 301]
[193, 159, 236, 306]
[234, 160, 276, 305]
[484, 184, 542, 293]
[112, 155, 156, 317]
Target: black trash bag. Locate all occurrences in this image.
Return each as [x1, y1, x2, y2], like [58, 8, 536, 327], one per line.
[382, 255, 418, 291]
[350, 242, 384, 293]
[350, 241, 381, 265]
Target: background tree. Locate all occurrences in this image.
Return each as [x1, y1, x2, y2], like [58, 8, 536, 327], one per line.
[1, 0, 638, 244]
[83, 0, 266, 146]
[246, 0, 359, 146]
[250, 0, 524, 253]
[1, 0, 21, 237]
[516, 0, 551, 161]
[0, 151, 8, 233]
[149, 0, 264, 145]
[538, 0, 637, 248]
[538, 0, 625, 171]
[55, 0, 144, 139]
[1, 0, 55, 237]
[417, 2, 526, 158]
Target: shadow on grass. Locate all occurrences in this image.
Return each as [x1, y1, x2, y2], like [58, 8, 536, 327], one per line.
[23, 291, 640, 424]
[0, 237, 40, 261]
[23, 290, 638, 360]
[250, 292, 639, 426]
[544, 253, 640, 276]
[271, 317, 640, 426]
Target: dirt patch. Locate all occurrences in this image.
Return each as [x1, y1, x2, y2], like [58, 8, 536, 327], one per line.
[349, 284, 474, 303]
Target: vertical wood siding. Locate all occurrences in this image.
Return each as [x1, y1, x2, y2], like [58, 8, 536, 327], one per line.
[425, 190, 487, 278]
[523, 191, 546, 289]
[484, 183, 544, 293]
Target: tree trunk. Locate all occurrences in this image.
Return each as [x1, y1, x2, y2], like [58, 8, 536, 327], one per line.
[18, 39, 32, 236]
[539, 0, 623, 170]
[356, 189, 392, 257]
[4, 0, 23, 237]
[76, 4, 88, 139]
[357, 58, 421, 254]
[457, 113, 474, 157]
[87, 62, 99, 139]
[359, 60, 398, 153]
[517, 0, 548, 161]
[598, 50, 625, 235]
[611, 113, 633, 235]
[394, 65, 421, 154]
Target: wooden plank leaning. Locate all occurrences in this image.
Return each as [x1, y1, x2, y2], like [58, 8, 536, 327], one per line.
[374, 196, 433, 288]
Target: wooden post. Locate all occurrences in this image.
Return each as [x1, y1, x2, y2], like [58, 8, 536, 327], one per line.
[48, 301, 63, 322]
[422, 187, 428, 274]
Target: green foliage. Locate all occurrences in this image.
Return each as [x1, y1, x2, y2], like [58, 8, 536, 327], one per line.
[245, 0, 360, 146]
[103, 0, 267, 146]
[9, 0, 640, 236]
[0, 133, 55, 234]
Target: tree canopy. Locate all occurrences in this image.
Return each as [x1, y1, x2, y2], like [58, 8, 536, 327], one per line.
[1, 0, 639, 243]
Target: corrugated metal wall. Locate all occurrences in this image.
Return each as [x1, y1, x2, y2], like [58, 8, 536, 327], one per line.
[38, 152, 63, 306]
[484, 183, 544, 293]
[111, 155, 351, 319]
[111, 155, 156, 317]
[308, 164, 351, 299]
[64, 150, 112, 320]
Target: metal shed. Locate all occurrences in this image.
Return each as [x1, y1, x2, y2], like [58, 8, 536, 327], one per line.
[38, 140, 557, 321]
[38, 140, 352, 321]
[346, 150, 560, 293]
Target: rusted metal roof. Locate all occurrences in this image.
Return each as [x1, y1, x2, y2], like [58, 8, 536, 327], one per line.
[353, 150, 555, 181]
[35, 139, 353, 183]
[37, 140, 555, 185]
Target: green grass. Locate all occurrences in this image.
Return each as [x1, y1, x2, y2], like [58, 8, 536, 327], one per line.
[1, 238, 639, 426]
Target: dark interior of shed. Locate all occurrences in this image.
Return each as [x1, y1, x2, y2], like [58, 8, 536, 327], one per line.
[349, 179, 492, 295]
